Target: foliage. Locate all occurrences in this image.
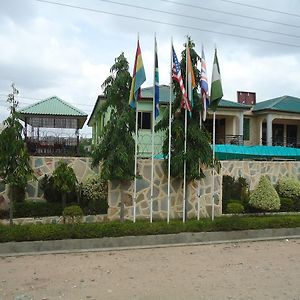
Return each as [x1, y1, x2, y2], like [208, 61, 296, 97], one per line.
[63, 205, 83, 224]
[276, 177, 300, 200]
[52, 161, 78, 208]
[39, 174, 77, 204]
[92, 53, 135, 181]
[222, 175, 250, 213]
[52, 161, 77, 194]
[9, 185, 26, 203]
[279, 197, 295, 212]
[39, 174, 60, 203]
[79, 138, 92, 157]
[1, 215, 300, 243]
[226, 202, 245, 214]
[156, 37, 214, 182]
[13, 202, 63, 218]
[0, 87, 35, 224]
[79, 174, 108, 215]
[249, 176, 280, 212]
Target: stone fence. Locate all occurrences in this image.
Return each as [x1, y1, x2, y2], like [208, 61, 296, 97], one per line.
[0, 156, 96, 210]
[108, 160, 300, 221]
[1, 157, 300, 221]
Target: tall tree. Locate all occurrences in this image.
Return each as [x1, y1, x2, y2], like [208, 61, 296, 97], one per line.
[156, 37, 214, 182]
[92, 53, 134, 220]
[0, 84, 34, 225]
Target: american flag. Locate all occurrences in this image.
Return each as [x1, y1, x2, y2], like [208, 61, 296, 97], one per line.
[172, 46, 191, 112]
[200, 46, 209, 121]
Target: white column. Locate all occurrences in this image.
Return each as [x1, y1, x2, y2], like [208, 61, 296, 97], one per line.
[239, 112, 244, 144]
[266, 114, 273, 146]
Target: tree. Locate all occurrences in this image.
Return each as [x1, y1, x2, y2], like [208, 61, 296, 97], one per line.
[156, 37, 214, 182]
[0, 84, 34, 225]
[92, 53, 134, 221]
[52, 160, 77, 209]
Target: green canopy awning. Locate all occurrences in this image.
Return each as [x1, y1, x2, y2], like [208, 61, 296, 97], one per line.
[215, 145, 300, 160]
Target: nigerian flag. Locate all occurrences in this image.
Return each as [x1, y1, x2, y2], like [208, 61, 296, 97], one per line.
[210, 49, 223, 111]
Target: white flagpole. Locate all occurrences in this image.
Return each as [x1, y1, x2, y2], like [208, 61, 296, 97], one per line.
[150, 34, 156, 223]
[183, 38, 188, 223]
[211, 111, 216, 221]
[197, 111, 202, 220]
[133, 34, 139, 223]
[167, 37, 173, 223]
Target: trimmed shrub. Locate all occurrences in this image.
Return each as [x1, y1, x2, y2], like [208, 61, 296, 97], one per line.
[276, 177, 300, 200]
[80, 175, 108, 215]
[13, 202, 63, 218]
[249, 176, 280, 212]
[280, 197, 295, 212]
[226, 202, 245, 214]
[63, 205, 83, 224]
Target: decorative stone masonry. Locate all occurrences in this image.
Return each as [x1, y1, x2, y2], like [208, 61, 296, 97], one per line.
[108, 159, 222, 221]
[0, 156, 97, 210]
[0, 214, 108, 225]
[108, 160, 300, 221]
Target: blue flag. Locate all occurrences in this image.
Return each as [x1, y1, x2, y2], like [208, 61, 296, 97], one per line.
[154, 37, 159, 118]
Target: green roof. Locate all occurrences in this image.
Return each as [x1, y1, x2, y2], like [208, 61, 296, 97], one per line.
[141, 85, 250, 110]
[19, 96, 88, 117]
[253, 95, 300, 113]
[218, 99, 250, 109]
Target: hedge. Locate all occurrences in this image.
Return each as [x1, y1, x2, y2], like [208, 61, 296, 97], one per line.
[13, 202, 63, 218]
[0, 215, 300, 243]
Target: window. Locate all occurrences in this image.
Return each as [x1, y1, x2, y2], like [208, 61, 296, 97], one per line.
[138, 112, 151, 129]
[243, 118, 250, 141]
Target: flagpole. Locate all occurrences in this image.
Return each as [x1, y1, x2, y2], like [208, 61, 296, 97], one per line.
[150, 34, 156, 223]
[133, 34, 139, 223]
[197, 111, 202, 221]
[212, 111, 216, 221]
[167, 37, 173, 224]
[183, 37, 188, 223]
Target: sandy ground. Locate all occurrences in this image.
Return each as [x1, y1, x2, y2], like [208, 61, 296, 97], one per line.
[0, 239, 299, 300]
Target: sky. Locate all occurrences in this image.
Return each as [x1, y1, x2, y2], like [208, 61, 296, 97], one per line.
[1, 0, 300, 137]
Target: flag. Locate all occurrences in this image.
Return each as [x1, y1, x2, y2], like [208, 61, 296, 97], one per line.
[172, 46, 191, 112]
[210, 48, 223, 111]
[129, 40, 146, 108]
[186, 45, 196, 108]
[154, 37, 159, 118]
[200, 46, 209, 121]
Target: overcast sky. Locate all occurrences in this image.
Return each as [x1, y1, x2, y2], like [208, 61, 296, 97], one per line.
[1, 0, 300, 136]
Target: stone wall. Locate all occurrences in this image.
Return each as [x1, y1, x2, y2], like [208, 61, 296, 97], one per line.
[108, 160, 222, 221]
[0, 156, 96, 210]
[108, 160, 300, 221]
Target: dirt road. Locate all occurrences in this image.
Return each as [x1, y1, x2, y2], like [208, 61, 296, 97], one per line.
[0, 239, 299, 300]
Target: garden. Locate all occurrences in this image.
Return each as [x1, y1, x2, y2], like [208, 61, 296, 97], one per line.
[0, 160, 108, 222]
[222, 174, 300, 214]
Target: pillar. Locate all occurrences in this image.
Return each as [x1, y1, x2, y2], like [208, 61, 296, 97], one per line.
[239, 112, 244, 145]
[266, 114, 273, 146]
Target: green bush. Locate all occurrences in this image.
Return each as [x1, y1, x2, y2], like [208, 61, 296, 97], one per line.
[63, 205, 83, 224]
[276, 177, 300, 200]
[226, 202, 245, 214]
[1, 215, 300, 243]
[12, 202, 63, 218]
[249, 176, 280, 212]
[39, 174, 77, 204]
[222, 175, 249, 213]
[80, 175, 108, 215]
[279, 197, 295, 212]
[9, 184, 26, 203]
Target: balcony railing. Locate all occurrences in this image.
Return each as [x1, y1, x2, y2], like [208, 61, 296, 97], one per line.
[26, 136, 79, 156]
